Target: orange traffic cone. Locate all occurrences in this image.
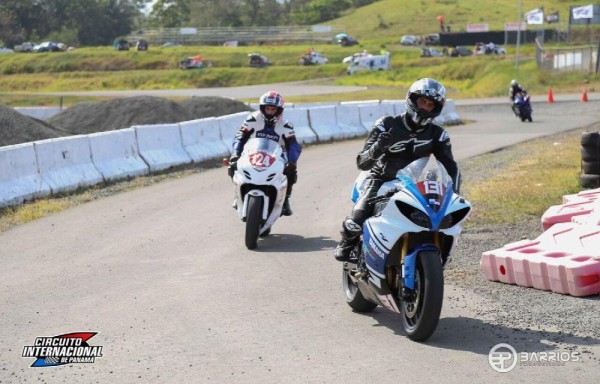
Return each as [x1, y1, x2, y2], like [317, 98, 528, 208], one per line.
[548, 88, 554, 103]
[582, 87, 588, 102]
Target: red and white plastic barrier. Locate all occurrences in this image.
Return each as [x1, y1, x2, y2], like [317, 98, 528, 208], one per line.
[481, 187, 600, 297]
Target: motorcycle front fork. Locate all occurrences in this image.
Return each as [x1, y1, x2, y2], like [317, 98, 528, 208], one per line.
[395, 233, 442, 300]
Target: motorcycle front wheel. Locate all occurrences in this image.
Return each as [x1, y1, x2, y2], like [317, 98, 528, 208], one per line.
[245, 195, 262, 250]
[343, 267, 377, 312]
[401, 250, 444, 341]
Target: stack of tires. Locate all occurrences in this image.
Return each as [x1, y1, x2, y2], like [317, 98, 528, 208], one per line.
[581, 131, 600, 188]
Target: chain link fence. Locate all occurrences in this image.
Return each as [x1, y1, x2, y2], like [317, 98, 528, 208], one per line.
[535, 38, 600, 73]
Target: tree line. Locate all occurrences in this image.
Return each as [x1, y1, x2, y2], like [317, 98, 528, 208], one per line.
[0, 0, 375, 48]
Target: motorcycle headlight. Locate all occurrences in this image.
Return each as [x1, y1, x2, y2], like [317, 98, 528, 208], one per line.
[439, 207, 471, 229]
[395, 201, 431, 229]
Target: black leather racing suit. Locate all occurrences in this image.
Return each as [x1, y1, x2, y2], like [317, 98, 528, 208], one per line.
[349, 114, 460, 226]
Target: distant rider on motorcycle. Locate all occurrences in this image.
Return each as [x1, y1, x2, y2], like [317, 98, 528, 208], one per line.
[228, 91, 302, 216]
[509, 79, 527, 115]
[334, 78, 461, 261]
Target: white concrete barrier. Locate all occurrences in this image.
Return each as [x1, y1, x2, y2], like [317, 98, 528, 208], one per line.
[89, 129, 149, 181]
[294, 102, 339, 109]
[381, 100, 405, 115]
[14, 107, 62, 121]
[249, 103, 296, 110]
[281, 108, 318, 144]
[395, 102, 407, 115]
[0, 99, 463, 208]
[35, 135, 103, 193]
[308, 106, 343, 142]
[442, 100, 462, 125]
[358, 104, 388, 131]
[335, 104, 368, 137]
[433, 114, 447, 125]
[180, 117, 229, 162]
[340, 100, 380, 106]
[0, 143, 49, 207]
[134, 123, 192, 172]
[217, 111, 250, 154]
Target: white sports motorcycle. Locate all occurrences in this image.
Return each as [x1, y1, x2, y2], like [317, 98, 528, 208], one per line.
[344, 156, 472, 341]
[230, 138, 288, 250]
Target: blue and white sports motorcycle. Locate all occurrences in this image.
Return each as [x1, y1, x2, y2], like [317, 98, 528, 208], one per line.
[343, 156, 472, 341]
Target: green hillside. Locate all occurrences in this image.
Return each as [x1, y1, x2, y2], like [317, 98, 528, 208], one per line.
[330, 0, 591, 39]
[0, 0, 599, 106]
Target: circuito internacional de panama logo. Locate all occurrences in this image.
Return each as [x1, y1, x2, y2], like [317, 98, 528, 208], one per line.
[22, 332, 103, 367]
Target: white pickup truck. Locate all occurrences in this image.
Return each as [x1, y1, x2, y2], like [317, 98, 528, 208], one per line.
[14, 42, 35, 52]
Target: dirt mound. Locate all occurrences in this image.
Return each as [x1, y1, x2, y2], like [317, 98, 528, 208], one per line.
[49, 96, 253, 136]
[0, 105, 66, 147]
[179, 96, 253, 119]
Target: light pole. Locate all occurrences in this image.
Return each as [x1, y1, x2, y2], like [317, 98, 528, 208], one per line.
[516, 0, 523, 69]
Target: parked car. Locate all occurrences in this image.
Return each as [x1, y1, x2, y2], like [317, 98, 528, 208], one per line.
[400, 35, 418, 45]
[248, 53, 270, 67]
[14, 42, 35, 52]
[335, 33, 359, 47]
[299, 51, 328, 65]
[114, 39, 130, 51]
[179, 55, 212, 69]
[0, 47, 14, 54]
[33, 42, 60, 52]
[425, 33, 440, 45]
[136, 39, 148, 51]
[474, 42, 506, 55]
[420, 47, 444, 57]
[449, 46, 473, 57]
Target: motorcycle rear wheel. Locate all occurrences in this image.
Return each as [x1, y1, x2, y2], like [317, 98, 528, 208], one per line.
[401, 250, 444, 341]
[245, 195, 262, 250]
[343, 268, 377, 312]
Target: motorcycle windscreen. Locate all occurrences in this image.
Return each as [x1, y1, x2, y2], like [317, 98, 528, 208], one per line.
[395, 156, 454, 221]
[243, 138, 282, 170]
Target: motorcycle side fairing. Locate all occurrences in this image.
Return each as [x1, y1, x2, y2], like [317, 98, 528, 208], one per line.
[232, 139, 288, 234]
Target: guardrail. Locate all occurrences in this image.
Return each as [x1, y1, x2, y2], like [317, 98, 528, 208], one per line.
[125, 26, 341, 46]
[2, 100, 462, 208]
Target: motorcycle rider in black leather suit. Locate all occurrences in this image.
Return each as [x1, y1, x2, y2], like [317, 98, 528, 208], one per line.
[334, 78, 461, 261]
[509, 79, 527, 116]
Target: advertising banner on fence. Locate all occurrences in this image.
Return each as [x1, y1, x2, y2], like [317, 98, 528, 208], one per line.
[525, 8, 544, 25]
[466, 24, 489, 32]
[504, 22, 527, 31]
[573, 4, 594, 19]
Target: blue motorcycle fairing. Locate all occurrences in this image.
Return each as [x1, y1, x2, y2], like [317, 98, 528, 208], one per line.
[398, 176, 454, 230]
[363, 221, 390, 275]
[403, 244, 440, 289]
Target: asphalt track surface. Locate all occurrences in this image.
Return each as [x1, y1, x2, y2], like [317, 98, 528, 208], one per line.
[1, 93, 599, 383]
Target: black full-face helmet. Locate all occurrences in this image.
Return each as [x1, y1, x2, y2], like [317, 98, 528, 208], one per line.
[404, 78, 446, 132]
[259, 91, 285, 124]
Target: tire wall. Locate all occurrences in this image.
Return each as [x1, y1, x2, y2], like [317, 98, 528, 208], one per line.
[580, 131, 600, 188]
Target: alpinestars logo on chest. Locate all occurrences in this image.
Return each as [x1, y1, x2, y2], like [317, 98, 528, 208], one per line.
[387, 138, 432, 153]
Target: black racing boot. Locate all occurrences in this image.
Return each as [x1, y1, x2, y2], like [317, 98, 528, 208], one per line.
[281, 195, 293, 216]
[334, 238, 360, 262]
[334, 218, 363, 262]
